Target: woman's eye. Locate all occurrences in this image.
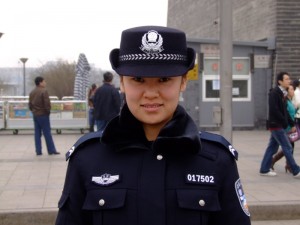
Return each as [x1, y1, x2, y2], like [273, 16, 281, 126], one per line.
[159, 77, 170, 82]
[132, 77, 144, 82]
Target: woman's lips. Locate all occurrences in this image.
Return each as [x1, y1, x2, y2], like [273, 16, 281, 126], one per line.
[141, 103, 163, 111]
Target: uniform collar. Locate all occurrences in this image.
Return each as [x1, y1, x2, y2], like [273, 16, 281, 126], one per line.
[101, 104, 201, 154]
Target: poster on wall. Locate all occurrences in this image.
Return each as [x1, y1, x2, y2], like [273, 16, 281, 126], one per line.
[0, 103, 3, 118]
[7, 101, 87, 120]
[8, 102, 32, 119]
[73, 102, 87, 118]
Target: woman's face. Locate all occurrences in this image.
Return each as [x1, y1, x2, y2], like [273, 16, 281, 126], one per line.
[120, 75, 187, 130]
[287, 85, 294, 98]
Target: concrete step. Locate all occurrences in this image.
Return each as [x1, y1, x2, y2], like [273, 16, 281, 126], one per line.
[252, 220, 300, 225]
[249, 202, 300, 221]
[0, 210, 57, 225]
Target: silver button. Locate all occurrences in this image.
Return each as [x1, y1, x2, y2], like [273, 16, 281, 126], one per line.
[199, 199, 205, 207]
[157, 155, 163, 160]
[99, 199, 105, 206]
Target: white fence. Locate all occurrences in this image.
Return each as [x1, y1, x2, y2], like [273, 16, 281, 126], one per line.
[0, 97, 88, 134]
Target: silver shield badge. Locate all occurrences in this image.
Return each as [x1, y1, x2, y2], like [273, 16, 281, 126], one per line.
[140, 30, 164, 54]
[235, 178, 250, 216]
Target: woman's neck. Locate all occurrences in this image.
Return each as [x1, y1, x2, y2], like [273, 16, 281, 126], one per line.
[143, 125, 161, 141]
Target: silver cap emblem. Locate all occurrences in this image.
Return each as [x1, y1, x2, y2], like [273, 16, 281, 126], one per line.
[140, 30, 164, 54]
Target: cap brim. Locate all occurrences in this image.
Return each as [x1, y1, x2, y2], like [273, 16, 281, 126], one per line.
[109, 48, 196, 77]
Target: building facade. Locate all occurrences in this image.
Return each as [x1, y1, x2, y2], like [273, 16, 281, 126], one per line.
[167, 0, 300, 129]
[167, 0, 300, 79]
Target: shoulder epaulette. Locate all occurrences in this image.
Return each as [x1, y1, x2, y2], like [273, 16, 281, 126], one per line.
[199, 131, 238, 160]
[65, 131, 102, 161]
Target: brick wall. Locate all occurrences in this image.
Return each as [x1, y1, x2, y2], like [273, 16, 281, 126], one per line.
[167, 0, 300, 79]
[232, 0, 276, 41]
[167, 0, 276, 41]
[167, 0, 219, 39]
[275, 0, 300, 78]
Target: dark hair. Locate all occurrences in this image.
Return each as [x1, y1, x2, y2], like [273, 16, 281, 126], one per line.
[276, 72, 289, 85]
[103, 72, 113, 82]
[34, 76, 44, 86]
[293, 79, 300, 89]
[288, 84, 295, 91]
[91, 83, 97, 89]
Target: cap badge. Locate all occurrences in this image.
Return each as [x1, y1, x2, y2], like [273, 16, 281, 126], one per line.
[140, 30, 164, 54]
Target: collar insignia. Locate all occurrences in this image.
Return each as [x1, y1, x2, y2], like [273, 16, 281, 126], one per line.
[66, 146, 75, 159]
[140, 30, 164, 54]
[228, 145, 237, 158]
[92, 173, 120, 186]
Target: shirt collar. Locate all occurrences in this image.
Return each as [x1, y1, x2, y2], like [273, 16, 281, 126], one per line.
[279, 85, 288, 97]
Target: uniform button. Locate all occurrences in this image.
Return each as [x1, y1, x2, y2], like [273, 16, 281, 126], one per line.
[199, 199, 205, 207]
[157, 155, 163, 160]
[99, 199, 105, 206]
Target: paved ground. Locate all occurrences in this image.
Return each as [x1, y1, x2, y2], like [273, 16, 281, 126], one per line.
[252, 221, 300, 225]
[0, 129, 300, 224]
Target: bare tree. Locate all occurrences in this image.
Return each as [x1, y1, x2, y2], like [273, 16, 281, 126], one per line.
[30, 60, 76, 99]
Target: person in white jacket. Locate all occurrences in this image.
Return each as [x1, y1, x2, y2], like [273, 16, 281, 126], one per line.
[292, 79, 300, 122]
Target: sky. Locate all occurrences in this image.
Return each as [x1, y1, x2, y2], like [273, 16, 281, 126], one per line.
[0, 0, 168, 70]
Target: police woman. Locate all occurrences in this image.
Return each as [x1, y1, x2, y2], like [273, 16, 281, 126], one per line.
[55, 26, 251, 225]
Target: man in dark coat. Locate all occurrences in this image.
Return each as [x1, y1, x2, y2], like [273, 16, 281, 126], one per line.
[93, 72, 121, 132]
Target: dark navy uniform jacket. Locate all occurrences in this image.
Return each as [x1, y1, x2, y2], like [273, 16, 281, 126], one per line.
[55, 104, 251, 225]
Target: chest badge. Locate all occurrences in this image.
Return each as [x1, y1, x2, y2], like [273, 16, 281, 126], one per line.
[92, 173, 120, 186]
[186, 173, 215, 185]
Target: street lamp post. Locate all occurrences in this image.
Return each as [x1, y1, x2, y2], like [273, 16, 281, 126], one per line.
[20, 58, 28, 96]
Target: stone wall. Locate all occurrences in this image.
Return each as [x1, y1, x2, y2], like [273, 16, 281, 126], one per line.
[167, 0, 300, 78]
[275, 0, 300, 78]
[167, 0, 275, 41]
[167, 0, 219, 39]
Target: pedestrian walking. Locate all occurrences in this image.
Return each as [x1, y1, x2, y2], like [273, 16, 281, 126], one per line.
[271, 84, 297, 172]
[260, 72, 300, 178]
[87, 83, 97, 132]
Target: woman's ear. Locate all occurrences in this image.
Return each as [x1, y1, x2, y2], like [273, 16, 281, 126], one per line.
[119, 76, 125, 93]
[180, 74, 188, 92]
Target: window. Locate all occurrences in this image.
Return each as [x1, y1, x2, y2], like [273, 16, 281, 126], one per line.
[202, 57, 251, 102]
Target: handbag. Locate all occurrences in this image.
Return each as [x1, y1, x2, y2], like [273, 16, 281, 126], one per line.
[288, 124, 300, 142]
